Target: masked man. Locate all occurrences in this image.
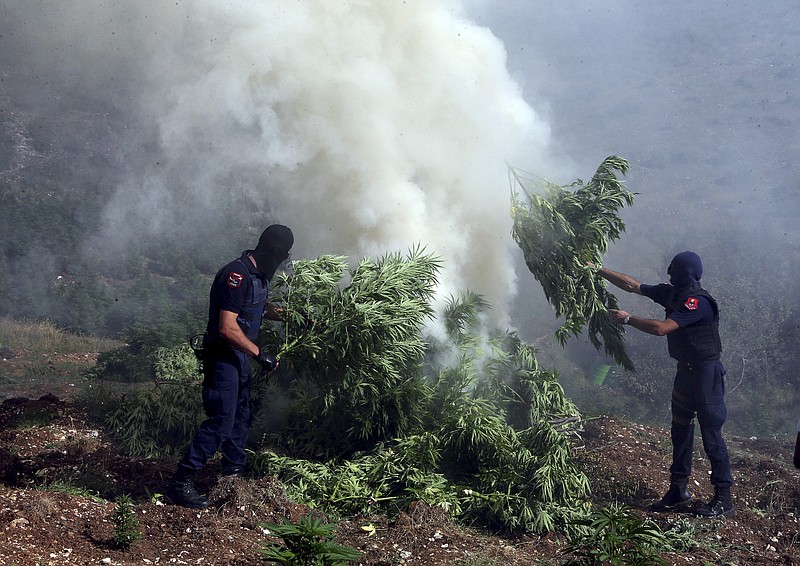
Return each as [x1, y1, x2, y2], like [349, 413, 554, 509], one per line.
[596, 251, 734, 517]
[166, 224, 293, 508]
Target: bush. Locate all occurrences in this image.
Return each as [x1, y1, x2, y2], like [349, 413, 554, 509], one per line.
[111, 494, 142, 550]
[563, 502, 669, 565]
[259, 514, 361, 565]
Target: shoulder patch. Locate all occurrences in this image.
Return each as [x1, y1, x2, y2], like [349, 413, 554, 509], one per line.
[684, 297, 699, 310]
[227, 272, 244, 288]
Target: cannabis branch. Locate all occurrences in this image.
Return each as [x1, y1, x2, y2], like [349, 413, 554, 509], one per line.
[510, 155, 636, 371]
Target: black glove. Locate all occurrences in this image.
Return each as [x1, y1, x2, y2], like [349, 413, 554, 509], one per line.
[256, 349, 279, 373]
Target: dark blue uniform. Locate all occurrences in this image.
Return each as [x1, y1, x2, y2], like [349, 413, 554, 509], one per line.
[167, 224, 292, 509]
[176, 252, 269, 477]
[641, 282, 733, 490]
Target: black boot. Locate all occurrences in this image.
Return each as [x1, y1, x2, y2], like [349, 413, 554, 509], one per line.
[695, 488, 734, 518]
[219, 465, 245, 478]
[650, 483, 692, 512]
[165, 478, 210, 509]
[219, 458, 246, 478]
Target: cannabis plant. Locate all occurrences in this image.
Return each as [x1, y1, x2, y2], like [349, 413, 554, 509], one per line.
[153, 342, 201, 382]
[510, 155, 636, 370]
[426, 298, 590, 534]
[259, 514, 361, 565]
[103, 346, 204, 457]
[258, 248, 441, 459]
[563, 502, 669, 565]
[251, 290, 590, 534]
[111, 494, 142, 551]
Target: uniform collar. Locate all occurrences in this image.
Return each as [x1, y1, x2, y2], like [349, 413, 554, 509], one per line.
[240, 251, 262, 277]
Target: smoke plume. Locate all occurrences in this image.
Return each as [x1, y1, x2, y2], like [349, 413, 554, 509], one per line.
[4, 0, 561, 325]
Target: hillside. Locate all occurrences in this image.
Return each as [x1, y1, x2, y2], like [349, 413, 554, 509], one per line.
[0, 345, 798, 565]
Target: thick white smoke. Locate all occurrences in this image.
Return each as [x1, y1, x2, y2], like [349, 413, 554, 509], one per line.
[11, 0, 558, 325]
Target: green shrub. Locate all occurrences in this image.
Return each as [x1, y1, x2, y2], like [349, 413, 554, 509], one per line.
[154, 343, 201, 382]
[103, 380, 203, 457]
[563, 502, 669, 565]
[251, 271, 590, 534]
[259, 514, 361, 565]
[89, 346, 153, 383]
[111, 494, 142, 550]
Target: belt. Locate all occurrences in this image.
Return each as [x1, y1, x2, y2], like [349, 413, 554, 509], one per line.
[677, 360, 716, 372]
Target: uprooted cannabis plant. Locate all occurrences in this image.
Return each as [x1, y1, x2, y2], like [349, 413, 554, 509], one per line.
[248, 252, 590, 534]
[260, 248, 442, 459]
[510, 155, 636, 370]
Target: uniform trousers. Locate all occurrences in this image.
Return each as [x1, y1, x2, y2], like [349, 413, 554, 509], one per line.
[669, 360, 733, 489]
[176, 349, 252, 478]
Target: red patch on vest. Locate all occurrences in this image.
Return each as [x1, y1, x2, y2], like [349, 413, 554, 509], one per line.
[684, 297, 699, 310]
[227, 272, 244, 288]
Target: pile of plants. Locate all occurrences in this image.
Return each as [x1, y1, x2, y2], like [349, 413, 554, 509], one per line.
[97, 248, 590, 535]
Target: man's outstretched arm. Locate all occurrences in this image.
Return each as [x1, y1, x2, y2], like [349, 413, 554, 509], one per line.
[608, 308, 679, 336]
[597, 266, 643, 295]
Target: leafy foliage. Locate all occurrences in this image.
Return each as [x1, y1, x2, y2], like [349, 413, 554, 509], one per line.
[510, 155, 636, 370]
[89, 346, 153, 383]
[153, 343, 201, 382]
[563, 502, 669, 565]
[88, 309, 206, 384]
[259, 514, 361, 565]
[427, 305, 589, 534]
[102, 348, 203, 457]
[111, 494, 142, 551]
[260, 248, 441, 459]
[250, 281, 590, 534]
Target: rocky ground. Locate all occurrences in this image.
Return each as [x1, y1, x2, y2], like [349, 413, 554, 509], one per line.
[0, 365, 799, 564]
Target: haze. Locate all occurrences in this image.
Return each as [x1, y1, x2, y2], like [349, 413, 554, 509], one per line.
[2, 0, 798, 334]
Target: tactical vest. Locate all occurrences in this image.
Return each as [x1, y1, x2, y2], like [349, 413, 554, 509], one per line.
[665, 285, 722, 362]
[233, 259, 270, 341]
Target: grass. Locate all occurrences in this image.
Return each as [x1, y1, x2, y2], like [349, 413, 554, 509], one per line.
[0, 317, 123, 400]
[40, 481, 107, 503]
[14, 409, 54, 428]
[0, 317, 121, 355]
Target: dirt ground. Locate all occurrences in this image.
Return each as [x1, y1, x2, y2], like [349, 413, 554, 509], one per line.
[0, 379, 799, 564]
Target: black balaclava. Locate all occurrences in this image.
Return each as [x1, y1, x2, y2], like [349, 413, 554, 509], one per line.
[251, 224, 293, 280]
[667, 251, 703, 290]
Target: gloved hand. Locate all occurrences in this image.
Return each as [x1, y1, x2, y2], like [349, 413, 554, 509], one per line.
[256, 349, 279, 373]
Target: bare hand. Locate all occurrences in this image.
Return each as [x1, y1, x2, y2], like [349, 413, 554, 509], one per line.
[608, 309, 630, 325]
[264, 303, 285, 321]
